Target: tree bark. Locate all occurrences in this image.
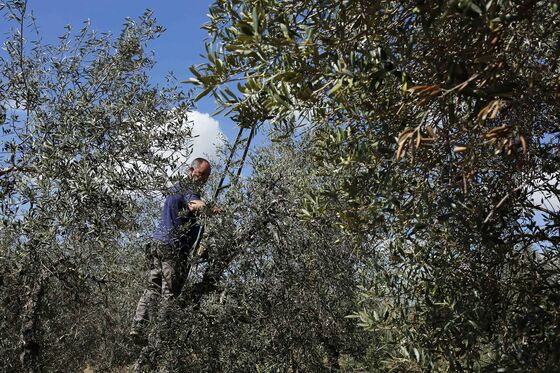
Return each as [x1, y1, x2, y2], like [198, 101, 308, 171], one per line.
[20, 277, 45, 373]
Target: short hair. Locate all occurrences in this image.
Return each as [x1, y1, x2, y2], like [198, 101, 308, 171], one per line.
[190, 157, 210, 169]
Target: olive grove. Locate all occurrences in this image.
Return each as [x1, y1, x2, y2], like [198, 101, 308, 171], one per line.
[0, 2, 370, 372]
[1, 0, 560, 372]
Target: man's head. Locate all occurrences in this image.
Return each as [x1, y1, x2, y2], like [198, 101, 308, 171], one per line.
[188, 158, 211, 183]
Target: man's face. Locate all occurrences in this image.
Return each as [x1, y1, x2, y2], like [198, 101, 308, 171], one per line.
[190, 162, 211, 183]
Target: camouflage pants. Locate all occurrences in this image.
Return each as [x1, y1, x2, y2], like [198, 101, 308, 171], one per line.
[132, 241, 190, 327]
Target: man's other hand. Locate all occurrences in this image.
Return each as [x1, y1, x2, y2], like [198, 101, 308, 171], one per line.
[210, 206, 223, 215]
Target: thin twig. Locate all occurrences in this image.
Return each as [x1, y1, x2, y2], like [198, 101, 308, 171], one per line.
[483, 185, 523, 224]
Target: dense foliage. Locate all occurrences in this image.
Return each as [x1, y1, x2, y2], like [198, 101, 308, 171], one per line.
[2, 0, 559, 371]
[0, 3, 369, 372]
[133, 143, 371, 372]
[0, 2, 191, 371]
[191, 0, 560, 371]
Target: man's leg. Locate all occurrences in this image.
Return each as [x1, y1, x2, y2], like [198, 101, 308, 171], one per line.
[131, 248, 162, 331]
[161, 251, 190, 299]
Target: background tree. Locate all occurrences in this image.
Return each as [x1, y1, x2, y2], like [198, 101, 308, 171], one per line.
[192, 0, 560, 370]
[1, 3, 372, 371]
[0, 1, 192, 371]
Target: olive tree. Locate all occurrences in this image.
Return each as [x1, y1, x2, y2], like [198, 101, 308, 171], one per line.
[191, 0, 560, 370]
[134, 141, 371, 372]
[0, 2, 193, 371]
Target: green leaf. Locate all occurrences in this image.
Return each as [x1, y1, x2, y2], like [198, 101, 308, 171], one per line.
[183, 78, 201, 85]
[189, 65, 202, 79]
[280, 23, 291, 40]
[329, 80, 343, 95]
[413, 348, 420, 362]
[251, 7, 259, 34]
[470, 2, 483, 15]
[194, 86, 213, 101]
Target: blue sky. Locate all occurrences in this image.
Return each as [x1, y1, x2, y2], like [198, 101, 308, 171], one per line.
[1, 0, 244, 159]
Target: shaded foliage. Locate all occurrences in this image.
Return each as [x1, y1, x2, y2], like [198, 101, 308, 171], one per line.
[193, 0, 560, 370]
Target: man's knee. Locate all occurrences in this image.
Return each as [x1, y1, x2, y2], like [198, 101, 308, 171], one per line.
[146, 256, 163, 292]
[162, 260, 189, 297]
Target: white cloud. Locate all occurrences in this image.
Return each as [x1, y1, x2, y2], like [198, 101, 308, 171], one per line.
[185, 111, 225, 164]
[118, 111, 225, 182]
[528, 173, 559, 213]
[156, 111, 225, 179]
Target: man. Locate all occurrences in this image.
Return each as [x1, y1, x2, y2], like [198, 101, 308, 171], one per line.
[130, 158, 211, 340]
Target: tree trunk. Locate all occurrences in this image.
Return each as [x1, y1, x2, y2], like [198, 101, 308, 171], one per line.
[325, 342, 341, 371]
[20, 277, 45, 373]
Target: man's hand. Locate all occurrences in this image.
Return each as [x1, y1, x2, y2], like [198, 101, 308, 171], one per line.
[188, 200, 206, 212]
[189, 199, 223, 216]
[210, 205, 223, 215]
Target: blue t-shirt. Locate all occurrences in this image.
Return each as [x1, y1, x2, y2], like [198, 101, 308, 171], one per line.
[152, 182, 201, 248]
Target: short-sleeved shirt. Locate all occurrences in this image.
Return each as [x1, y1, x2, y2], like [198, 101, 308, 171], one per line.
[152, 181, 201, 250]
